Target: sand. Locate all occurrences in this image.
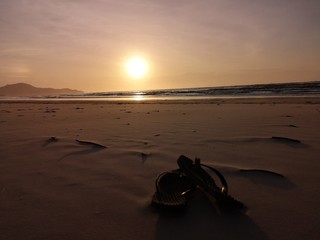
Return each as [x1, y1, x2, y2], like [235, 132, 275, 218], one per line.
[1, 98, 320, 240]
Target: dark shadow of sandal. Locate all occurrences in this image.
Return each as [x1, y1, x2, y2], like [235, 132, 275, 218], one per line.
[177, 155, 245, 211]
[151, 170, 196, 210]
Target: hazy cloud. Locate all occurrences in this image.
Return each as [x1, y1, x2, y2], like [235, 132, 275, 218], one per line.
[0, 0, 319, 91]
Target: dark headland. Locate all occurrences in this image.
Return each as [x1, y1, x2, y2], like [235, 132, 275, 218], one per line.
[0, 83, 83, 97]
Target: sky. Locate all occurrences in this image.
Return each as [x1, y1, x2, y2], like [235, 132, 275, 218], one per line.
[0, 0, 320, 92]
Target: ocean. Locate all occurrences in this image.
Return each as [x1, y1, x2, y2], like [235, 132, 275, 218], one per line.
[56, 81, 320, 101]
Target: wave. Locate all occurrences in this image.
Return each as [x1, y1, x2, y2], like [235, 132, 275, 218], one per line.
[41, 81, 320, 99]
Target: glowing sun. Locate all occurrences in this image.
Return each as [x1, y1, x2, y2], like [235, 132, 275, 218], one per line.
[125, 56, 148, 79]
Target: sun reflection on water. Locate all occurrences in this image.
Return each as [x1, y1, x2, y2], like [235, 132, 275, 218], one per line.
[133, 93, 144, 101]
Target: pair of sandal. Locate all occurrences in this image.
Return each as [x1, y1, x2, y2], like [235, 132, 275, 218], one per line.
[151, 155, 244, 211]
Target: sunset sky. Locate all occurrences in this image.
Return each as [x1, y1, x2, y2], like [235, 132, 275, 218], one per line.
[0, 0, 319, 92]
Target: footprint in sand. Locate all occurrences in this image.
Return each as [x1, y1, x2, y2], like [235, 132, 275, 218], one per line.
[270, 136, 308, 148]
[141, 152, 151, 163]
[271, 136, 301, 143]
[42, 137, 107, 160]
[75, 139, 107, 149]
[42, 136, 59, 147]
[237, 169, 295, 189]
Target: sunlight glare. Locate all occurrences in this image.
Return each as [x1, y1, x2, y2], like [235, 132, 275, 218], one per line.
[125, 56, 148, 79]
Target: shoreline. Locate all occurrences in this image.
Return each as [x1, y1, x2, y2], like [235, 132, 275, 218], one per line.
[1, 96, 320, 104]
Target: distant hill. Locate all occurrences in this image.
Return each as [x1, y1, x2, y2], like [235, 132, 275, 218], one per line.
[0, 83, 83, 97]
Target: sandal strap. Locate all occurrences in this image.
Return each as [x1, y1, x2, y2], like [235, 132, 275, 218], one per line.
[200, 163, 228, 194]
[177, 155, 245, 209]
[177, 155, 227, 194]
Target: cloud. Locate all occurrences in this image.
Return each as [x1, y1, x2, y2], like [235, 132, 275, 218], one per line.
[0, 0, 319, 91]
[1, 48, 48, 57]
[0, 64, 31, 78]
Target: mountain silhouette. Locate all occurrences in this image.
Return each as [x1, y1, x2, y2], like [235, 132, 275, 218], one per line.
[0, 83, 83, 97]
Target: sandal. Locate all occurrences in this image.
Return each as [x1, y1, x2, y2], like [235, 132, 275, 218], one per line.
[151, 170, 196, 210]
[177, 155, 244, 210]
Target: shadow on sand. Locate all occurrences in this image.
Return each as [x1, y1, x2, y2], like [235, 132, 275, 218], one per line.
[155, 190, 269, 240]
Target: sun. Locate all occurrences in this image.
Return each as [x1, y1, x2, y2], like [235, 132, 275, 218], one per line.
[125, 56, 148, 79]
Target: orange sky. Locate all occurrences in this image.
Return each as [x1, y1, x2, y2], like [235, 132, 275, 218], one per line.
[0, 0, 319, 92]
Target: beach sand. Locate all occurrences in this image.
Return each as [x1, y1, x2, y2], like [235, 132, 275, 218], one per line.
[1, 98, 320, 240]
